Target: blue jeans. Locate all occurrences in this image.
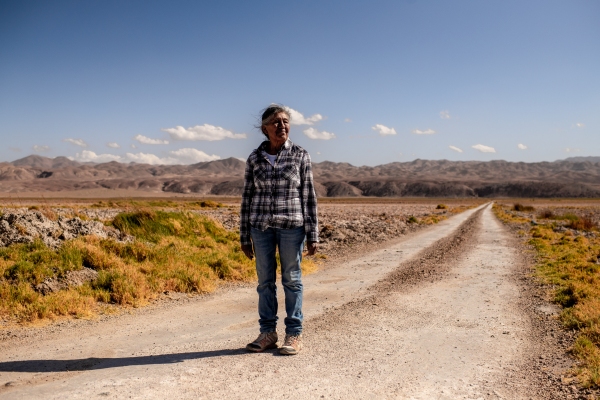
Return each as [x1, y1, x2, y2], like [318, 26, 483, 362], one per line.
[250, 226, 305, 335]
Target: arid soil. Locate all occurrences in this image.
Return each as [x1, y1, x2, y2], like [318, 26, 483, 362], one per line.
[0, 203, 584, 399]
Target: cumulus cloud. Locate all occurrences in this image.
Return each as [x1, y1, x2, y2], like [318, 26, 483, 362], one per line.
[71, 150, 121, 163]
[517, 143, 528, 150]
[163, 124, 246, 141]
[287, 108, 323, 126]
[449, 145, 463, 153]
[412, 129, 436, 135]
[565, 147, 580, 153]
[344, 118, 352, 123]
[167, 148, 220, 163]
[134, 134, 169, 145]
[106, 142, 120, 148]
[303, 127, 336, 140]
[123, 152, 165, 165]
[440, 110, 451, 119]
[63, 138, 88, 147]
[32, 145, 50, 153]
[576, 123, 585, 128]
[131, 144, 137, 149]
[472, 144, 496, 153]
[372, 124, 397, 136]
[71, 149, 220, 165]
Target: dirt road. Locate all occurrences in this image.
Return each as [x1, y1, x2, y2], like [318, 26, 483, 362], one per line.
[0, 204, 571, 399]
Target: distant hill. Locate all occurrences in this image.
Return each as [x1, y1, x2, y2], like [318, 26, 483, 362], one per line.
[1, 154, 600, 197]
[11, 155, 81, 169]
[563, 156, 600, 163]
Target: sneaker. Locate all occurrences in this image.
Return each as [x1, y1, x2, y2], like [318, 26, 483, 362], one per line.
[279, 334, 302, 355]
[246, 331, 278, 352]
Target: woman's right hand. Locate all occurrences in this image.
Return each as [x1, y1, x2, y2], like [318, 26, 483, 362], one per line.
[241, 244, 254, 260]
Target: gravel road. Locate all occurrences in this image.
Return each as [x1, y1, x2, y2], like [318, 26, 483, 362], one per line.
[0, 203, 573, 399]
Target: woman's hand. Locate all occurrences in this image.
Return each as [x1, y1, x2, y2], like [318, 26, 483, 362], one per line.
[306, 241, 318, 256]
[241, 244, 254, 260]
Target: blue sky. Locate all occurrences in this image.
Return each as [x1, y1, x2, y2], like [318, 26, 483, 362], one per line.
[1, 0, 598, 166]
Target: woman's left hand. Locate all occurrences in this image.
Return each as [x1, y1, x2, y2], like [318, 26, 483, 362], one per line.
[306, 241, 318, 256]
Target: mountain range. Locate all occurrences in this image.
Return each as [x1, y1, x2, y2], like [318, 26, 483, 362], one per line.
[1, 155, 599, 197]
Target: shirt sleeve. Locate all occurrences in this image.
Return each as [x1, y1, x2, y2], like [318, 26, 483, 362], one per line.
[240, 156, 254, 246]
[300, 151, 319, 242]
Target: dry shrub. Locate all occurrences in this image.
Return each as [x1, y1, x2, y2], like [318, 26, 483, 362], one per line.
[513, 203, 535, 212]
[567, 216, 596, 231]
[538, 209, 555, 219]
[436, 204, 447, 210]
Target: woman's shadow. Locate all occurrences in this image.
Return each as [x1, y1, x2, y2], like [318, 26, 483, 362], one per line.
[0, 346, 284, 373]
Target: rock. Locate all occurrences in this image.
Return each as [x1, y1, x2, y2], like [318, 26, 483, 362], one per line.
[35, 267, 99, 295]
[0, 209, 131, 249]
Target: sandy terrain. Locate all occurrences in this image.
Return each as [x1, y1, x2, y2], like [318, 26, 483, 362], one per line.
[0, 203, 580, 399]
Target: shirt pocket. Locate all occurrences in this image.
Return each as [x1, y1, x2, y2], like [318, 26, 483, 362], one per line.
[281, 165, 300, 185]
[253, 165, 270, 187]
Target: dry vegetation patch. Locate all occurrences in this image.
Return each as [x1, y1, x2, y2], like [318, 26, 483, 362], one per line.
[493, 202, 600, 387]
[0, 207, 321, 324]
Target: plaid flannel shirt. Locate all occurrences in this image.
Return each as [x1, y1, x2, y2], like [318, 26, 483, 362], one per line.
[240, 140, 319, 246]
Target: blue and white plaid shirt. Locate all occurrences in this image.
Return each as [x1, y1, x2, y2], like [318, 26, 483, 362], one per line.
[240, 140, 319, 246]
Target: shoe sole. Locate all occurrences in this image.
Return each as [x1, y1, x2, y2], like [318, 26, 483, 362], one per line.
[245, 343, 278, 353]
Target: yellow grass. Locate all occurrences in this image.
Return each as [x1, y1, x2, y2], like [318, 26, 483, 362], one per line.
[493, 203, 600, 387]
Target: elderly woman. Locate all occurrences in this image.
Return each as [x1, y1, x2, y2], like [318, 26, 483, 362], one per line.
[240, 104, 319, 355]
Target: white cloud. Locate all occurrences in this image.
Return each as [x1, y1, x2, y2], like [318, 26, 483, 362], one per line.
[287, 108, 323, 126]
[72, 150, 121, 163]
[565, 147, 580, 153]
[303, 127, 336, 140]
[71, 149, 221, 165]
[517, 143, 528, 150]
[472, 144, 496, 153]
[123, 152, 165, 165]
[63, 138, 88, 147]
[372, 124, 397, 136]
[134, 134, 169, 145]
[412, 129, 436, 135]
[576, 123, 585, 128]
[167, 148, 220, 163]
[449, 145, 463, 153]
[131, 144, 137, 149]
[344, 118, 352, 123]
[163, 124, 246, 141]
[107, 142, 120, 148]
[440, 110, 451, 119]
[32, 145, 50, 153]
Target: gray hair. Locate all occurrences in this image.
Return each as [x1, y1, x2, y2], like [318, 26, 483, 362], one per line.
[258, 104, 291, 138]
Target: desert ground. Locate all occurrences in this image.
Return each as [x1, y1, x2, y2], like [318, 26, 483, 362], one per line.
[0, 198, 598, 399]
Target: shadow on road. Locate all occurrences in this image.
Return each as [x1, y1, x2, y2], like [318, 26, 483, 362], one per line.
[0, 348, 252, 373]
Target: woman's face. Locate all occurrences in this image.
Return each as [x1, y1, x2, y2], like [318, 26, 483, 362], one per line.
[263, 112, 290, 146]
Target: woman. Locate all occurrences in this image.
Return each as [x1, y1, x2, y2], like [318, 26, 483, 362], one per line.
[240, 104, 319, 355]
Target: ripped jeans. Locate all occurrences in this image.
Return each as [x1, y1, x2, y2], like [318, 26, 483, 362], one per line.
[250, 226, 305, 335]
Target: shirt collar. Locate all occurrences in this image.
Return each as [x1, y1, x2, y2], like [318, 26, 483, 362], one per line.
[259, 139, 292, 153]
